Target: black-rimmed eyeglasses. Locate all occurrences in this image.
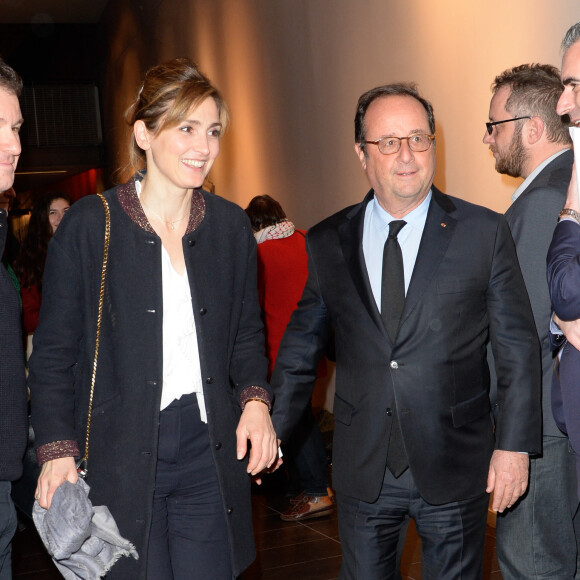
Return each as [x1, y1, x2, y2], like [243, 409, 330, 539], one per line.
[363, 133, 435, 155]
[485, 116, 531, 135]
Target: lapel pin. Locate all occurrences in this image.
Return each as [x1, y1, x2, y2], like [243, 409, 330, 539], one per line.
[440, 222, 447, 228]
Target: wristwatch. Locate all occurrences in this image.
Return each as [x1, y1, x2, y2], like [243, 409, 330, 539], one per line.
[559, 208, 580, 223]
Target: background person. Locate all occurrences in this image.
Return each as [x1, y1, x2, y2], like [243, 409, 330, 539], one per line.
[245, 194, 334, 521]
[483, 63, 579, 579]
[547, 20, 580, 508]
[15, 192, 72, 338]
[29, 58, 277, 579]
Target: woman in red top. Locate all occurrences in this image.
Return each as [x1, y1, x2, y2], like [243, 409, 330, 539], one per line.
[246, 195, 333, 521]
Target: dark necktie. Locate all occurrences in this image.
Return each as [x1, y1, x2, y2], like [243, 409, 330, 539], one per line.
[381, 219, 408, 477]
[381, 220, 406, 342]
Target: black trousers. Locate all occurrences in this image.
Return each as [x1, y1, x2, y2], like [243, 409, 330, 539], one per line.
[147, 394, 233, 580]
[337, 466, 489, 580]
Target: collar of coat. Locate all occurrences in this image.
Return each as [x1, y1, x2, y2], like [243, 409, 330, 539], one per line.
[117, 173, 207, 235]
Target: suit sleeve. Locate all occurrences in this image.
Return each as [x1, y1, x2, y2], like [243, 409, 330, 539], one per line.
[487, 217, 542, 454]
[270, 234, 331, 442]
[508, 187, 563, 338]
[547, 219, 580, 321]
[229, 221, 272, 404]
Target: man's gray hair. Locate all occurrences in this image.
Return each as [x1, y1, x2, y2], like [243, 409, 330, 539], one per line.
[562, 22, 580, 53]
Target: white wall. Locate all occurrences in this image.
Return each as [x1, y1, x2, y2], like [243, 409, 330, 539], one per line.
[100, 1, 580, 411]
[101, 0, 580, 224]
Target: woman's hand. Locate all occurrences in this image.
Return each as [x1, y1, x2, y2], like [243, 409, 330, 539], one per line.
[35, 456, 78, 510]
[236, 400, 278, 480]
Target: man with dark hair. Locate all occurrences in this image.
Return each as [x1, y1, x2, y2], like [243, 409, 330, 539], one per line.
[483, 63, 578, 580]
[0, 56, 28, 580]
[271, 82, 541, 579]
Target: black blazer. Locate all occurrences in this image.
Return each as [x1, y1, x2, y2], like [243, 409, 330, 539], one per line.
[0, 208, 27, 482]
[272, 187, 541, 505]
[504, 149, 571, 437]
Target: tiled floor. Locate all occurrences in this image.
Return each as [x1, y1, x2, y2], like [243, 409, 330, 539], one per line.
[12, 483, 502, 579]
[244, 481, 502, 580]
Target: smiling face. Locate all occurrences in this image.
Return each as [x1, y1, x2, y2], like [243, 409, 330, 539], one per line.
[48, 197, 70, 233]
[483, 85, 529, 178]
[354, 95, 436, 217]
[0, 88, 22, 193]
[136, 96, 221, 193]
[557, 40, 580, 125]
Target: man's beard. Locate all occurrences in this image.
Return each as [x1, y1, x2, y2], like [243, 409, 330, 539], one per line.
[494, 126, 528, 178]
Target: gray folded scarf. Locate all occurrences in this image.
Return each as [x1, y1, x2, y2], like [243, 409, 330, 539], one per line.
[33, 479, 138, 579]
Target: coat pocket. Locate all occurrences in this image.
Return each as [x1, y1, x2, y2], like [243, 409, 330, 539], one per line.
[450, 390, 491, 428]
[333, 394, 354, 426]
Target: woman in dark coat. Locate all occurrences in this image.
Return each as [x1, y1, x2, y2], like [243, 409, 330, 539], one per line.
[29, 58, 278, 579]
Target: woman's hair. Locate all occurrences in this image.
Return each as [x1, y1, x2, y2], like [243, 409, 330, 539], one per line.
[244, 195, 287, 232]
[125, 57, 229, 171]
[15, 192, 72, 289]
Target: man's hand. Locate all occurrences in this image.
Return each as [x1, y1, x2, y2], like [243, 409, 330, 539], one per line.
[35, 456, 78, 510]
[236, 400, 278, 480]
[486, 450, 529, 512]
[554, 314, 580, 351]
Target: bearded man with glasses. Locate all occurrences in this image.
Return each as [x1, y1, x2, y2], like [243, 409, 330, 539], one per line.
[271, 83, 541, 579]
[482, 63, 577, 580]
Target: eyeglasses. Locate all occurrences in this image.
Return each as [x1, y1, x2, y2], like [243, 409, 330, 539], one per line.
[363, 133, 435, 155]
[485, 116, 531, 135]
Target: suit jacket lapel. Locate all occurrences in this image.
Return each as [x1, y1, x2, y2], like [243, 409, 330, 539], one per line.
[338, 190, 385, 333]
[399, 187, 457, 328]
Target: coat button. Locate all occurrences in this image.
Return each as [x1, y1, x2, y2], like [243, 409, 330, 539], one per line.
[215, 442, 222, 450]
[200, 308, 207, 315]
[390, 361, 398, 369]
[146, 308, 156, 314]
[227, 507, 233, 515]
[386, 408, 393, 416]
[206, 377, 214, 384]
[188, 239, 196, 247]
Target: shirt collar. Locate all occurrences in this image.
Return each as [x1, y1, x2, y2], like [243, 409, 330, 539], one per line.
[511, 148, 571, 203]
[371, 189, 432, 233]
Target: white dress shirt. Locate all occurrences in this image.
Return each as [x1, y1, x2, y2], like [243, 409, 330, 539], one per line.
[362, 191, 431, 310]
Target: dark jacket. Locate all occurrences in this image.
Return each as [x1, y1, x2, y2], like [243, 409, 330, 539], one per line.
[29, 177, 271, 578]
[0, 208, 27, 481]
[272, 187, 541, 505]
[547, 214, 580, 497]
[504, 149, 572, 437]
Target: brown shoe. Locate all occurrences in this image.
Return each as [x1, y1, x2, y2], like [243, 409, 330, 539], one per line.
[280, 494, 334, 521]
[289, 491, 307, 505]
[290, 487, 334, 506]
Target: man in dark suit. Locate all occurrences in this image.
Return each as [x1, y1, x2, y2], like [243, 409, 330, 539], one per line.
[483, 63, 579, 580]
[271, 83, 541, 579]
[0, 57, 28, 580]
[547, 21, 580, 506]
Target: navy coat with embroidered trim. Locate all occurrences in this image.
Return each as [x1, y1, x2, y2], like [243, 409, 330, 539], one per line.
[29, 178, 271, 578]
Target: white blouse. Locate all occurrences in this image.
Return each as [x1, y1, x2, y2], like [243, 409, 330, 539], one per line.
[136, 181, 207, 421]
